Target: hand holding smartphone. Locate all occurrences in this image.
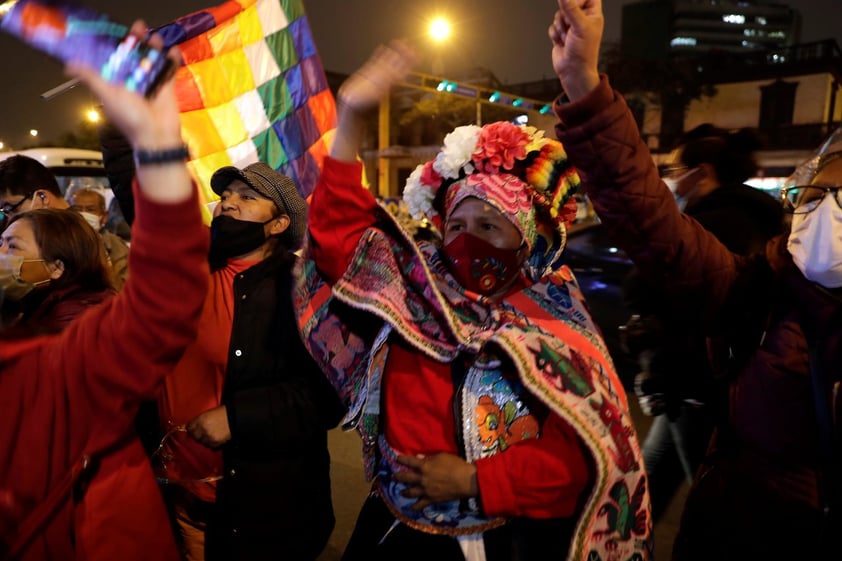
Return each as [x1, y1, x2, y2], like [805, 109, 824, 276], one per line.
[0, 0, 174, 96]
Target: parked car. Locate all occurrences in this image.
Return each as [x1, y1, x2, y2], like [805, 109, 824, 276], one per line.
[563, 210, 638, 386]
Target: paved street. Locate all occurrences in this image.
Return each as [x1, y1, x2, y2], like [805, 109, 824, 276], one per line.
[316, 397, 688, 561]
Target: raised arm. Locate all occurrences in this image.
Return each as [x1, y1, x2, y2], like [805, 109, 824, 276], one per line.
[56, 22, 208, 422]
[309, 42, 417, 283]
[549, 0, 603, 102]
[68, 22, 191, 205]
[331, 41, 416, 161]
[548, 0, 740, 323]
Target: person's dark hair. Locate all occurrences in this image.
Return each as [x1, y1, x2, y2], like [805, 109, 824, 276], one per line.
[0, 155, 62, 197]
[677, 124, 762, 185]
[7, 209, 113, 293]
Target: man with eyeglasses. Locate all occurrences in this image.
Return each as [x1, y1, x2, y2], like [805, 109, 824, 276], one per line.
[549, 2, 842, 557]
[781, 159, 842, 287]
[0, 155, 70, 228]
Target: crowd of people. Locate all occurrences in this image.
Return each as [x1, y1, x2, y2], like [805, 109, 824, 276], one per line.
[1, 1, 841, 560]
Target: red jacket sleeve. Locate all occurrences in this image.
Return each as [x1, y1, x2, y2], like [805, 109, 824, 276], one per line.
[309, 157, 379, 284]
[474, 413, 591, 518]
[58, 179, 210, 428]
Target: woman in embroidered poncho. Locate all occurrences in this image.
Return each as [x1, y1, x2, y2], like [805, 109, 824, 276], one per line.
[294, 43, 651, 561]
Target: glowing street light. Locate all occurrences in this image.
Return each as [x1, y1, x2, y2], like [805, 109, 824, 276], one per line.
[85, 107, 101, 124]
[428, 17, 451, 43]
[29, 129, 38, 137]
[427, 16, 451, 76]
[0, 141, 4, 151]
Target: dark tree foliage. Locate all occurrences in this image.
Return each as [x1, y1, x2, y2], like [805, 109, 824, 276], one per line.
[600, 43, 717, 150]
[397, 93, 530, 147]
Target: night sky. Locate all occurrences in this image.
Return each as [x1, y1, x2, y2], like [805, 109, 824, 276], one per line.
[0, 0, 839, 149]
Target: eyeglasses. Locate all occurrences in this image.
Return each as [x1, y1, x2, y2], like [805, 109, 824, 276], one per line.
[780, 185, 842, 214]
[659, 164, 689, 179]
[0, 191, 35, 216]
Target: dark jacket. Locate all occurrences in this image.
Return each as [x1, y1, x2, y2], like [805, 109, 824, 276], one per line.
[555, 77, 842, 560]
[99, 126, 344, 560]
[623, 182, 784, 410]
[99, 121, 136, 227]
[207, 250, 345, 561]
[685, 183, 783, 256]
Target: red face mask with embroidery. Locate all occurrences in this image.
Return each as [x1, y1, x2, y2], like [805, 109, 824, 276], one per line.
[443, 232, 523, 296]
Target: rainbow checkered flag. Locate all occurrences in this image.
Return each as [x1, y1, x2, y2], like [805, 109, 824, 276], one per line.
[155, 0, 335, 207]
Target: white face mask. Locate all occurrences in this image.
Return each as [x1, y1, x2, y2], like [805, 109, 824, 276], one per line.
[78, 211, 103, 232]
[787, 196, 842, 288]
[663, 177, 679, 195]
[662, 178, 688, 211]
[663, 168, 700, 212]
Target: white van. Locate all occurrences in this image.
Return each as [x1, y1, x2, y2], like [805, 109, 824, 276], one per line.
[0, 147, 132, 239]
[0, 147, 112, 204]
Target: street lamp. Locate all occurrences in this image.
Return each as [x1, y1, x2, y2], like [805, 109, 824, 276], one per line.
[29, 129, 38, 138]
[427, 16, 451, 75]
[85, 107, 101, 124]
[428, 17, 451, 43]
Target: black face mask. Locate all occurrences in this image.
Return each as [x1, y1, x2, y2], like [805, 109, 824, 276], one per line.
[208, 215, 272, 269]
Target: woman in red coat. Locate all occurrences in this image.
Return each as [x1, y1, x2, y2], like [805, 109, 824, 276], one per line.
[0, 208, 115, 332]
[0, 23, 209, 561]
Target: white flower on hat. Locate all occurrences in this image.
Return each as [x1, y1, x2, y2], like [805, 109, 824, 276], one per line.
[433, 125, 481, 179]
[403, 164, 435, 219]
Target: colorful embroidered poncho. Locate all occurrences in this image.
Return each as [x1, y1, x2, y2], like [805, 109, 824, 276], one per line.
[294, 201, 652, 561]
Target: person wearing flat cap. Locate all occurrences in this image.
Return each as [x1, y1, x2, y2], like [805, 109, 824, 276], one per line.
[153, 161, 345, 561]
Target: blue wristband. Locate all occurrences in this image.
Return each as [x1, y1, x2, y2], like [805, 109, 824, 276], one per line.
[133, 145, 190, 166]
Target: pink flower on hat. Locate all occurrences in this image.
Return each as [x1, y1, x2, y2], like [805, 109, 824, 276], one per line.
[419, 161, 441, 188]
[472, 122, 531, 174]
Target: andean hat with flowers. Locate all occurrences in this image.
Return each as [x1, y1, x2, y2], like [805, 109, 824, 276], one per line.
[403, 121, 581, 275]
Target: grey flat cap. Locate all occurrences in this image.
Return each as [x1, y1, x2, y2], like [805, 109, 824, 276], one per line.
[211, 162, 306, 248]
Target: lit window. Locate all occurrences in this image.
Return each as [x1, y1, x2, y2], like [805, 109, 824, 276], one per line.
[671, 37, 698, 47]
[757, 16, 767, 25]
[723, 14, 746, 24]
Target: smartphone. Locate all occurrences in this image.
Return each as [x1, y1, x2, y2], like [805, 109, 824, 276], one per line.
[0, 0, 174, 96]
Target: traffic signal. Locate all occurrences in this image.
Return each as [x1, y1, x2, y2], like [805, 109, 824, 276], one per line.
[437, 80, 457, 92]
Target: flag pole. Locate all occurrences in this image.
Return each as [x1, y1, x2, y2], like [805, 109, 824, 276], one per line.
[41, 78, 80, 101]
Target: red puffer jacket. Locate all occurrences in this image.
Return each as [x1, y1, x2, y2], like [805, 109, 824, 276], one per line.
[554, 77, 842, 560]
[0, 182, 209, 561]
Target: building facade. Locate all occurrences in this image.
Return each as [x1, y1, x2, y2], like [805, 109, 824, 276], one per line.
[623, 0, 801, 59]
